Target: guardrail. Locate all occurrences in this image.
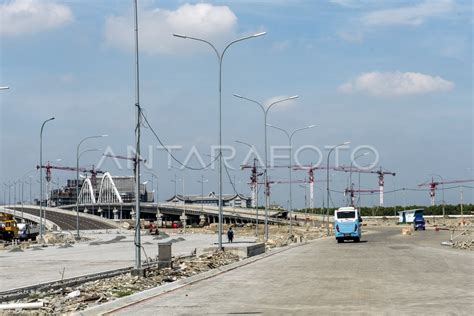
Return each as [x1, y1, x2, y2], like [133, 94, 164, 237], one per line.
[0, 207, 59, 231]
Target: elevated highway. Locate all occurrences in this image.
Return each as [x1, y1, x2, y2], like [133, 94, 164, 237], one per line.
[2, 205, 118, 231]
[59, 202, 288, 225]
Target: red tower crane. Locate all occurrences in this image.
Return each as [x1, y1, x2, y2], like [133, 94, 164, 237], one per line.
[418, 177, 474, 206]
[36, 162, 104, 206]
[293, 164, 340, 209]
[240, 158, 264, 208]
[337, 166, 395, 206]
[344, 186, 380, 207]
[36, 162, 104, 183]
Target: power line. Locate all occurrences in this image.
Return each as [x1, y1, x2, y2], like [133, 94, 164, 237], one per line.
[140, 110, 218, 171]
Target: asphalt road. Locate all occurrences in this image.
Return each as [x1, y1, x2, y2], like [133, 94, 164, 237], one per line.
[114, 227, 473, 315]
[17, 207, 115, 230]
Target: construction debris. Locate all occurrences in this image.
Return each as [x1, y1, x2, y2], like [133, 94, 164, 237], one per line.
[1, 251, 239, 314]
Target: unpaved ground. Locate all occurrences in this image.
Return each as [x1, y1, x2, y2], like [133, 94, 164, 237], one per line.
[0, 251, 241, 315]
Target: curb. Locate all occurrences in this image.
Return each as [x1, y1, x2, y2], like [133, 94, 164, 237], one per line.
[77, 238, 324, 315]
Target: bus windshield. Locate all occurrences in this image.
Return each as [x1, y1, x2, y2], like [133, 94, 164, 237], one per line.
[337, 211, 356, 219]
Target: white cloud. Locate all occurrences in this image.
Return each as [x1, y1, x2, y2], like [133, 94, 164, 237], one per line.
[362, 0, 453, 26]
[338, 71, 454, 97]
[0, 0, 73, 36]
[104, 3, 238, 55]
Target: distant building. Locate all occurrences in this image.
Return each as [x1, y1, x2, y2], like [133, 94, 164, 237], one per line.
[49, 175, 153, 206]
[166, 192, 251, 208]
[398, 209, 424, 223]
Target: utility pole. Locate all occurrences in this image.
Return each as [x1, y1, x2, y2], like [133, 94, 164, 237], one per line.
[133, 0, 142, 274]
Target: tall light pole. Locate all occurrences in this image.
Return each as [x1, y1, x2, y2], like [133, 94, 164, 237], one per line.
[174, 31, 266, 249]
[348, 152, 369, 206]
[76, 135, 107, 238]
[197, 175, 208, 213]
[39, 117, 55, 239]
[267, 123, 316, 235]
[326, 141, 350, 235]
[236, 140, 260, 236]
[144, 171, 159, 203]
[233, 94, 298, 241]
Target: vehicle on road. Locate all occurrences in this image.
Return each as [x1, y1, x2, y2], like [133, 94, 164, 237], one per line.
[334, 207, 362, 243]
[17, 223, 39, 241]
[0, 213, 18, 241]
[413, 212, 426, 231]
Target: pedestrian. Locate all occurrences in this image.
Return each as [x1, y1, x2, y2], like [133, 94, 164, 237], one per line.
[227, 226, 234, 243]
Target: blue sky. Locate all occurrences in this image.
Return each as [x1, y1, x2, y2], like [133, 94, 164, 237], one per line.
[0, 0, 473, 208]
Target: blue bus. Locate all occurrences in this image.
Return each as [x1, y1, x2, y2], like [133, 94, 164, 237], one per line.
[334, 207, 362, 243]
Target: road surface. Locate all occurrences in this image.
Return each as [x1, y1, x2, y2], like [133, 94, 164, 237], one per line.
[113, 227, 473, 315]
[6, 206, 116, 230]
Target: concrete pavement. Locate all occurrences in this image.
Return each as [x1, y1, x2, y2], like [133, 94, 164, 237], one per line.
[109, 227, 473, 315]
[0, 230, 255, 292]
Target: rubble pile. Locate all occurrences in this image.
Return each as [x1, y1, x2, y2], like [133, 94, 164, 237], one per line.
[42, 232, 76, 245]
[450, 226, 472, 251]
[3, 251, 239, 314]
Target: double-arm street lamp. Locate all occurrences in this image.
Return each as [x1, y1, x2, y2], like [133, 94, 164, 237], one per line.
[233, 94, 299, 240]
[326, 141, 351, 235]
[76, 135, 107, 238]
[267, 123, 316, 235]
[39, 117, 55, 239]
[174, 31, 266, 249]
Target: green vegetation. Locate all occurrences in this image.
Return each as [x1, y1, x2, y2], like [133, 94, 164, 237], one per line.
[112, 288, 136, 298]
[294, 204, 474, 217]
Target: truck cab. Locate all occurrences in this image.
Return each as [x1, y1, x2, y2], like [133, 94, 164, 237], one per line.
[334, 207, 362, 243]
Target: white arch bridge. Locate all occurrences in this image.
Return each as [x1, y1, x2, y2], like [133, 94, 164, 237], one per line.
[72, 172, 287, 225]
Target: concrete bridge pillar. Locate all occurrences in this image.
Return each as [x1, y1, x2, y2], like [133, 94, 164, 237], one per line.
[180, 211, 187, 233]
[199, 214, 206, 226]
[156, 210, 163, 227]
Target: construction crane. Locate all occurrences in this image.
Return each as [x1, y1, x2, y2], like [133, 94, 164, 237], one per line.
[344, 185, 380, 207]
[36, 162, 104, 206]
[293, 164, 340, 209]
[241, 162, 321, 208]
[240, 158, 263, 208]
[337, 166, 395, 206]
[36, 162, 103, 183]
[254, 178, 307, 208]
[418, 177, 474, 206]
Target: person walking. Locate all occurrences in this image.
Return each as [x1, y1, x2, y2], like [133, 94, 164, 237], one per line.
[227, 226, 234, 243]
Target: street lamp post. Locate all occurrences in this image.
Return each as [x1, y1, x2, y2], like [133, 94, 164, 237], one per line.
[144, 171, 159, 225]
[326, 141, 350, 235]
[174, 31, 266, 249]
[267, 124, 315, 235]
[197, 175, 208, 213]
[76, 135, 107, 239]
[233, 94, 299, 241]
[144, 171, 159, 204]
[236, 140, 260, 236]
[39, 117, 55, 239]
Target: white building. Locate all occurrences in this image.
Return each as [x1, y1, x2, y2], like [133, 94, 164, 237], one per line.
[398, 209, 424, 223]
